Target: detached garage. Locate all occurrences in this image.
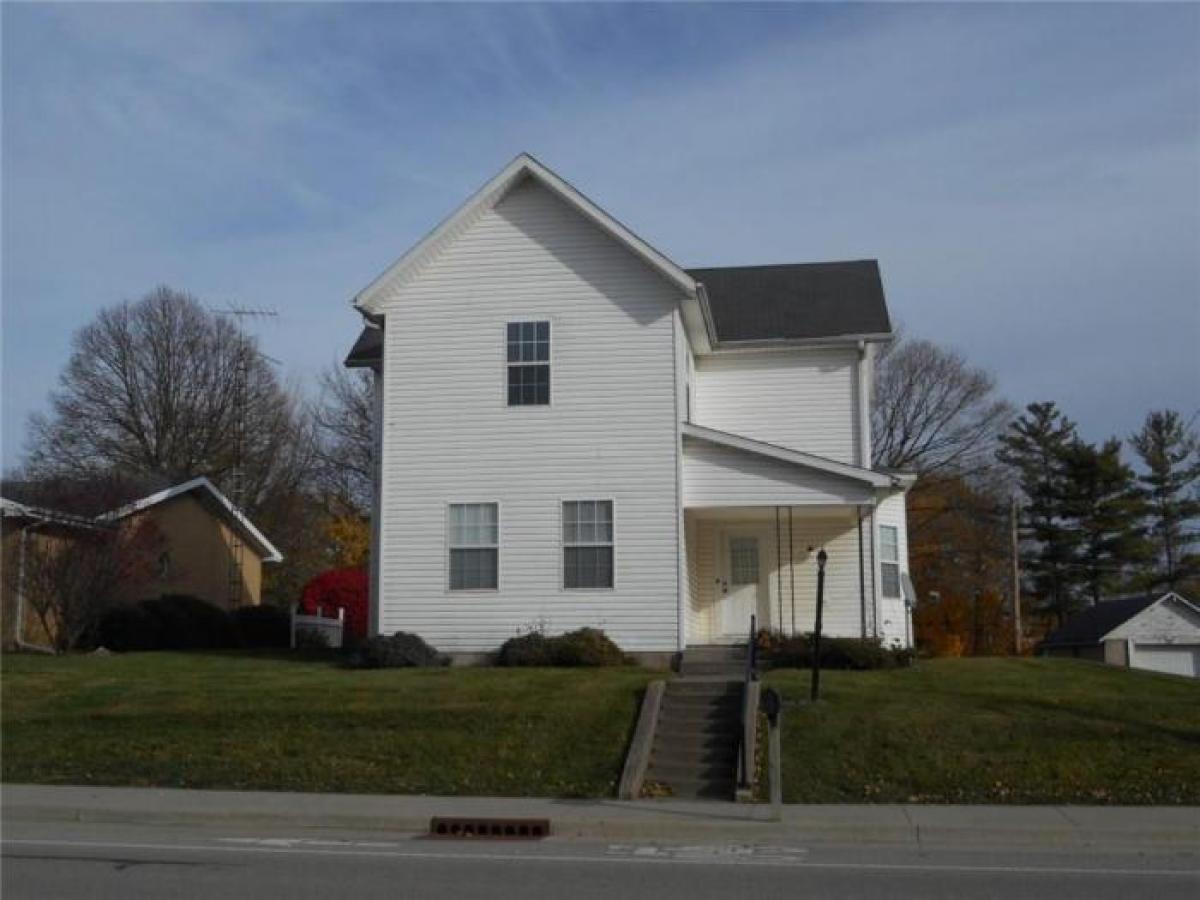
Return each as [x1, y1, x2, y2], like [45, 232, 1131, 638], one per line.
[1040, 592, 1200, 678]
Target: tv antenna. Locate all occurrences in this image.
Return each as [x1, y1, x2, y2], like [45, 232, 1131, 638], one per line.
[213, 302, 279, 606]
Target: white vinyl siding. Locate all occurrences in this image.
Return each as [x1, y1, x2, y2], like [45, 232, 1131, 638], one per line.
[693, 348, 862, 464]
[375, 177, 682, 653]
[682, 437, 875, 507]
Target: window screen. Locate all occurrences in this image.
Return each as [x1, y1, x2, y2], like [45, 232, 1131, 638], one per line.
[880, 525, 901, 598]
[563, 500, 614, 589]
[449, 503, 499, 590]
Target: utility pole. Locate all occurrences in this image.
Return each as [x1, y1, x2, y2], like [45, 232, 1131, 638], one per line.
[1010, 494, 1022, 656]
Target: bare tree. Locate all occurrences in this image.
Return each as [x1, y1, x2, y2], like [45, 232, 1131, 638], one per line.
[26, 286, 314, 518]
[872, 336, 1012, 476]
[5, 517, 164, 652]
[313, 364, 374, 515]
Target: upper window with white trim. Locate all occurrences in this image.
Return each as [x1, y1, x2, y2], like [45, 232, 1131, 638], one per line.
[563, 500, 614, 589]
[449, 503, 499, 590]
[507, 321, 550, 405]
[880, 524, 900, 599]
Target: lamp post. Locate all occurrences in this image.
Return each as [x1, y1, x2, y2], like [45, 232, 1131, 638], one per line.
[811, 548, 828, 702]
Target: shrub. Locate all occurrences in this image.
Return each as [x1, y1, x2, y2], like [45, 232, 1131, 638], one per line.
[496, 627, 626, 667]
[96, 594, 238, 651]
[496, 631, 556, 667]
[759, 631, 913, 670]
[294, 627, 332, 650]
[551, 627, 626, 667]
[231, 604, 291, 649]
[346, 631, 444, 669]
[299, 568, 369, 640]
[96, 604, 162, 652]
[140, 595, 240, 650]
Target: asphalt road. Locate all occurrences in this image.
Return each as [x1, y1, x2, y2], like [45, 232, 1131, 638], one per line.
[3, 820, 1198, 900]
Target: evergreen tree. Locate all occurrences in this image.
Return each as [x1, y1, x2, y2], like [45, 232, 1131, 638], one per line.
[997, 402, 1081, 624]
[1130, 410, 1200, 591]
[1061, 438, 1149, 605]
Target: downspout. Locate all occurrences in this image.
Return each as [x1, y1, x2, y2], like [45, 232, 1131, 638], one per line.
[857, 507, 866, 638]
[15, 519, 56, 654]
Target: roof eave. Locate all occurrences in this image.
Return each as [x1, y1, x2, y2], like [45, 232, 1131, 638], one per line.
[705, 332, 895, 354]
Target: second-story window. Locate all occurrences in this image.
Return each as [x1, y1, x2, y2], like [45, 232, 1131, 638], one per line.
[507, 321, 550, 405]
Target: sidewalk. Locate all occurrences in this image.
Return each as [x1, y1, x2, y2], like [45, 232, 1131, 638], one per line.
[3, 783, 1198, 851]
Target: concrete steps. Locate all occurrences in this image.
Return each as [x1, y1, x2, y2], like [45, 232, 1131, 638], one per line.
[642, 646, 747, 801]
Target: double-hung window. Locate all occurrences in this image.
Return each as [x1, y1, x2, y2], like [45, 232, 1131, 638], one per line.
[880, 525, 901, 598]
[563, 500, 614, 589]
[448, 503, 499, 590]
[507, 321, 550, 405]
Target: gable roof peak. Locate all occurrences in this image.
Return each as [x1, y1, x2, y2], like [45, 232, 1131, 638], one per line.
[351, 154, 703, 330]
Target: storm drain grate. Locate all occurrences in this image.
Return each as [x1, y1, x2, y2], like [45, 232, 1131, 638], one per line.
[429, 817, 550, 840]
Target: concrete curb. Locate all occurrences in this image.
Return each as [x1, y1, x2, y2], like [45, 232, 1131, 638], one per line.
[3, 785, 1198, 852]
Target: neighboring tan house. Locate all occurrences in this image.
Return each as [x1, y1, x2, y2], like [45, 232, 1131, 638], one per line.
[345, 153, 915, 664]
[1040, 592, 1200, 678]
[1, 499, 100, 649]
[1, 477, 281, 650]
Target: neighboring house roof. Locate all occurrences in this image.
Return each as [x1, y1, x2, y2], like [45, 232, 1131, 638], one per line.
[97, 477, 283, 563]
[681, 422, 906, 490]
[688, 260, 892, 344]
[345, 325, 383, 369]
[0, 497, 104, 530]
[1040, 592, 1199, 647]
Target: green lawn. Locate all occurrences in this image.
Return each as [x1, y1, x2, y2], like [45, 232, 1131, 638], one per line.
[765, 658, 1200, 804]
[0, 652, 656, 798]
[3, 653, 1198, 803]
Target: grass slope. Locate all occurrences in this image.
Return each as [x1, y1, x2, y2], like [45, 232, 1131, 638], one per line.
[4, 654, 1197, 803]
[1, 652, 655, 798]
[765, 658, 1200, 804]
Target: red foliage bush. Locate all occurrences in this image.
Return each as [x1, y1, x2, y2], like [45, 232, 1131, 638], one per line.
[299, 568, 369, 639]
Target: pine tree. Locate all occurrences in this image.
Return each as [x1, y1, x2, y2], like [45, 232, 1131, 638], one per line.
[997, 402, 1081, 624]
[1130, 410, 1200, 591]
[1061, 438, 1149, 605]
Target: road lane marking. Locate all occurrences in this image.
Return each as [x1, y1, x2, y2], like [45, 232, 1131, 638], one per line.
[3, 838, 1198, 878]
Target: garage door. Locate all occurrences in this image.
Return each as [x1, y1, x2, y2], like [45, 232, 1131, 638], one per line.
[1134, 644, 1200, 678]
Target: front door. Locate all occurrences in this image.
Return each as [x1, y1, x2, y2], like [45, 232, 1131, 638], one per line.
[718, 529, 767, 640]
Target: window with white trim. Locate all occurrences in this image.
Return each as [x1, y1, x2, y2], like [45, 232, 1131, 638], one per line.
[449, 503, 499, 590]
[507, 321, 549, 405]
[563, 500, 614, 589]
[880, 524, 901, 598]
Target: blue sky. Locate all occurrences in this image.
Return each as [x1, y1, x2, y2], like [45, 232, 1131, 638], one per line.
[3, 2, 1198, 468]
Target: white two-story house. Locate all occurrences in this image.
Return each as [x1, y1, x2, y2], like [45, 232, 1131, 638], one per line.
[346, 154, 914, 664]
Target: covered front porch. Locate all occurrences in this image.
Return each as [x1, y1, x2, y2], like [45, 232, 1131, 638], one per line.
[680, 422, 913, 648]
[683, 504, 878, 646]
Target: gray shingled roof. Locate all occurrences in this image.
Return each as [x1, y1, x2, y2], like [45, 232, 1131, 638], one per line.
[688, 260, 891, 343]
[1039, 595, 1161, 647]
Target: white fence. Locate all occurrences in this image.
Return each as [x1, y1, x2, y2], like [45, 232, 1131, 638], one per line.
[290, 605, 345, 649]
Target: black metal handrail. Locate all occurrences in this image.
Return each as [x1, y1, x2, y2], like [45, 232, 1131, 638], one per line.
[738, 613, 758, 790]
